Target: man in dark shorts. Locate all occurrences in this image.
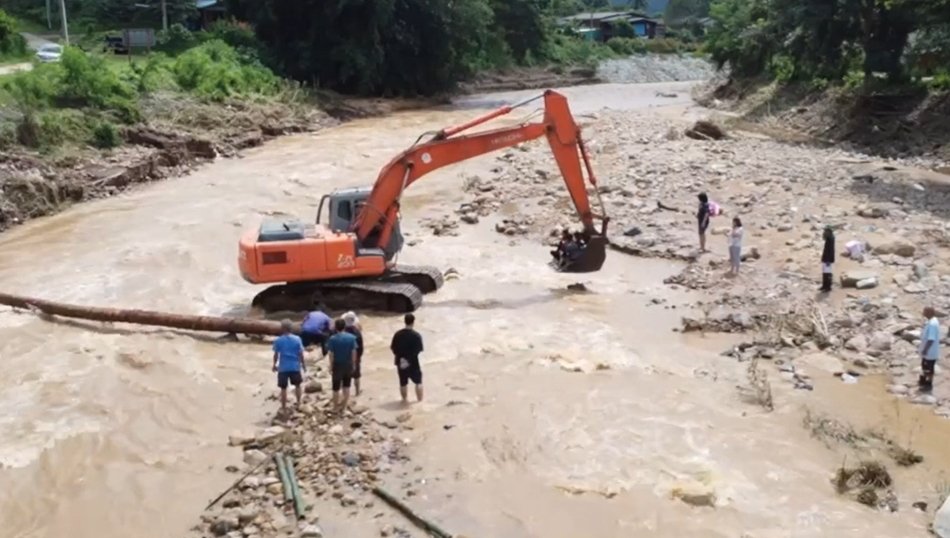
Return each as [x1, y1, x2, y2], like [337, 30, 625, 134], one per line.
[272, 319, 306, 411]
[326, 318, 358, 412]
[390, 313, 424, 403]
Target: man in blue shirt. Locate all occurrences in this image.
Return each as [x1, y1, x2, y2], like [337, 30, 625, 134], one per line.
[300, 304, 332, 356]
[326, 318, 358, 412]
[272, 319, 306, 411]
[919, 307, 941, 391]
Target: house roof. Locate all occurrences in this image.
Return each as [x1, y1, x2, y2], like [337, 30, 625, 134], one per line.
[561, 11, 635, 22]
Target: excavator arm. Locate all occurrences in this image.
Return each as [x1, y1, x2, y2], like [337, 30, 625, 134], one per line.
[353, 90, 609, 271]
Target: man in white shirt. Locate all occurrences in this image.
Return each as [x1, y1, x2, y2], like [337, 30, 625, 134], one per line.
[919, 307, 940, 391]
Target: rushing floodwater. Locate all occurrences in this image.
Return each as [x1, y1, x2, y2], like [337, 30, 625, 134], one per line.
[0, 81, 939, 537]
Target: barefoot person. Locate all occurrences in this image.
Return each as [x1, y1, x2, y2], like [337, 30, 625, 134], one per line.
[391, 313, 424, 403]
[728, 216, 743, 276]
[272, 319, 306, 411]
[326, 318, 358, 412]
[697, 192, 711, 252]
[919, 307, 941, 391]
[342, 311, 364, 396]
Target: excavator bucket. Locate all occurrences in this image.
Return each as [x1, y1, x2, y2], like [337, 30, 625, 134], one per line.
[557, 234, 607, 273]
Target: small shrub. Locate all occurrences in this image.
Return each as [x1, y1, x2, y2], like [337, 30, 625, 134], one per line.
[606, 37, 646, 56]
[927, 70, 950, 91]
[206, 19, 262, 58]
[172, 40, 279, 101]
[157, 23, 198, 55]
[770, 55, 795, 84]
[644, 38, 683, 54]
[15, 113, 40, 147]
[91, 120, 121, 149]
[843, 68, 866, 90]
[0, 9, 28, 59]
[809, 77, 830, 92]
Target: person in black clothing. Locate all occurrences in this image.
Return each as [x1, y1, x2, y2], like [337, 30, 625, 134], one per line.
[551, 229, 572, 262]
[697, 193, 711, 252]
[390, 313, 424, 403]
[820, 225, 835, 292]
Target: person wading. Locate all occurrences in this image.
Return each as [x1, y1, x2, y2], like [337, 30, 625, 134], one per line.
[326, 318, 358, 412]
[697, 192, 711, 252]
[272, 319, 306, 411]
[342, 311, 364, 396]
[390, 313, 424, 404]
[820, 225, 835, 293]
[300, 304, 332, 356]
[919, 307, 941, 391]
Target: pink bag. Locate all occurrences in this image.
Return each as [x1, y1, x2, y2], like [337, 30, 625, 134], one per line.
[708, 201, 722, 216]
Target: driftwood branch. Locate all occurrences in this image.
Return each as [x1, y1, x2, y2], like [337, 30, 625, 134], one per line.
[372, 487, 453, 538]
[0, 292, 289, 336]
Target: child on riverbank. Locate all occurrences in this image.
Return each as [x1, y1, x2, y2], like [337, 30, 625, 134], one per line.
[728, 217, 743, 276]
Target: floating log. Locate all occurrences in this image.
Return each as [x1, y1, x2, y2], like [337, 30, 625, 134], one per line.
[0, 292, 289, 336]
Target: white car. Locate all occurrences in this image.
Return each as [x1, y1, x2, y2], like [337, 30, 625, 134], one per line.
[35, 44, 63, 63]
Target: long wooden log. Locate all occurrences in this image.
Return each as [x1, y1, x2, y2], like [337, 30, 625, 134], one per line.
[0, 292, 288, 336]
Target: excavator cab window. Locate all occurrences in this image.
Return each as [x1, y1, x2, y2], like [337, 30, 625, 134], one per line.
[337, 201, 353, 222]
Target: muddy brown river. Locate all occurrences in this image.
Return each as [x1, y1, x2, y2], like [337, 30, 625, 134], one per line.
[0, 81, 939, 537]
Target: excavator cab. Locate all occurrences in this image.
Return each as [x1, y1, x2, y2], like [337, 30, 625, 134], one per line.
[316, 188, 404, 260]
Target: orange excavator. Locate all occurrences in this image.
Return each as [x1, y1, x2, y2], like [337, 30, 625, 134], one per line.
[238, 90, 609, 313]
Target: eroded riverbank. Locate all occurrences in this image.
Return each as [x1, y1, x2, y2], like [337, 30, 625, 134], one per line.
[1, 81, 948, 538]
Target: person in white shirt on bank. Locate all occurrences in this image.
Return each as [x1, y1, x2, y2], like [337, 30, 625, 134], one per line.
[728, 217, 743, 277]
[919, 307, 941, 391]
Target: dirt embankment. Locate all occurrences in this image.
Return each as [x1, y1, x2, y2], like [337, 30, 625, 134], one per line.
[697, 75, 950, 162]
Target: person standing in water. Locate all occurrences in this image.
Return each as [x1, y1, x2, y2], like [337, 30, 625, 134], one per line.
[728, 217, 743, 276]
[272, 319, 306, 411]
[820, 225, 835, 293]
[342, 311, 364, 396]
[697, 193, 711, 252]
[390, 313, 424, 404]
[326, 318, 358, 412]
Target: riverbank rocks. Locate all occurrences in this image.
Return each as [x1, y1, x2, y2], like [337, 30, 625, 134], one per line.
[671, 483, 717, 508]
[872, 240, 915, 258]
[841, 271, 879, 288]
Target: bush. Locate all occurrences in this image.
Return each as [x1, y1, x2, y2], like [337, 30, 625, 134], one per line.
[172, 40, 279, 101]
[543, 33, 617, 67]
[606, 37, 647, 56]
[156, 23, 197, 55]
[91, 121, 121, 148]
[206, 19, 262, 58]
[644, 38, 684, 54]
[770, 54, 794, 83]
[928, 70, 950, 91]
[0, 9, 28, 59]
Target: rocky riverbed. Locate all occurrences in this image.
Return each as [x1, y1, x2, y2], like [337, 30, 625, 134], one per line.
[442, 107, 950, 416]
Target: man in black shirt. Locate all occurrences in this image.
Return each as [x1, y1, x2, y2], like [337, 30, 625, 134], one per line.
[390, 313, 424, 403]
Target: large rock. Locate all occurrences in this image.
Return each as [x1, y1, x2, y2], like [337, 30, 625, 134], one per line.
[841, 271, 879, 288]
[671, 483, 716, 507]
[243, 449, 268, 466]
[256, 425, 286, 443]
[873, 240, 915, 258]
[210, 514, 239, 536]
[845, 335, 868, 352]
[869, 331, 892, 352]
[228, 431, 255, 447]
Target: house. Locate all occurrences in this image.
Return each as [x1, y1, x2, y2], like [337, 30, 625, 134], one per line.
[195, 0, 226, 29]
[559, 11, 665, 42]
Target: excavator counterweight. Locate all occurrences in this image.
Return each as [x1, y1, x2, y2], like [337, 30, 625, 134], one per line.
[238, 90, 609, 314]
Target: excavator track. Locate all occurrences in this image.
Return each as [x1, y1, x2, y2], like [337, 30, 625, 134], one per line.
[251, 265, 444, 315]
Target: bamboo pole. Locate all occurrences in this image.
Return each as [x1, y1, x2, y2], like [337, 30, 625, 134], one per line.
[0, 292, 290, 336]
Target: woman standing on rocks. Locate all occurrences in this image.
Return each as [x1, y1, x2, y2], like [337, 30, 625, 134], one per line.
[697, 193, 711, 252]
[728, 217, 743, 276]
[820, 225, 835, 292]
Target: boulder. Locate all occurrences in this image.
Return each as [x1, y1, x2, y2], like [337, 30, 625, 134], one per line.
[228, 431, 255, 447]
[300, 524, 324, 538]
[841, 271, 878, 288]
[869, 332, 893, 352]
[671, 483, 716, 507]
[243, 449, 268, 466]
[872, 240, 915, 258]
[256, 425, 286, 443]
[856, 277, 879, 289]
[211, 515, 240, 536]
[845, 335, 868, 352]
[237, 506, 260, 525]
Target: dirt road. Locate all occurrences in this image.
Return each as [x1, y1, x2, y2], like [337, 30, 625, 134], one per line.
[0, 80, 943, 538]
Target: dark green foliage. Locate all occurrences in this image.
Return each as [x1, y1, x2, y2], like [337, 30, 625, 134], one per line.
[705, 0, 950, 88]
[172, 39, 278, 101]
[91, 121, 121, 148]
[0, 9, 28, 59]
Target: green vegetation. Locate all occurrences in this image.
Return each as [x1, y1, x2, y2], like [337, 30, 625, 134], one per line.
[0, 9, 28, 63]
[0, 36, 284, 151]
[704, 0, 950, 91]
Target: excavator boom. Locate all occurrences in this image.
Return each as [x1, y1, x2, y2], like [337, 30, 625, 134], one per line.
[238, 90, 608, 314]
[354, 90, 609, 254]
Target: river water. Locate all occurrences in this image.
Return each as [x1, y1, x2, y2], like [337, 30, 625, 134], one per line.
[0, 81, 940, 537]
